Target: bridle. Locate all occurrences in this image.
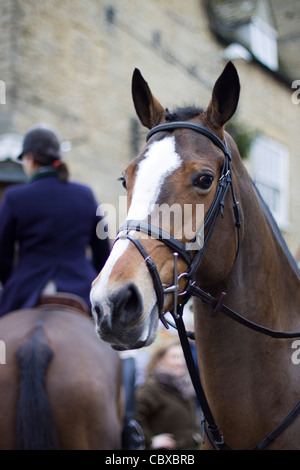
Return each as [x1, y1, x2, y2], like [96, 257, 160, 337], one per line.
[116, 121, 300, 450]
[118, 121, 241, 317]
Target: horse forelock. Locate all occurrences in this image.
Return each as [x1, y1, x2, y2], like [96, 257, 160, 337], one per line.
[165, 106, 204, 122]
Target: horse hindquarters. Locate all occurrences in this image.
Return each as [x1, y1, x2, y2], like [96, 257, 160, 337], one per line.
[16, 325, 60, 450]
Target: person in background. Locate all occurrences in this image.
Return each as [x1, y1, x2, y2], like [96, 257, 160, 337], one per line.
[0, 124, 110, 316]
[134, 338, 201, 450]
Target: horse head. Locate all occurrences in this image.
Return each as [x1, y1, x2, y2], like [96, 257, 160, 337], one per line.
[90, 62, 242, 350]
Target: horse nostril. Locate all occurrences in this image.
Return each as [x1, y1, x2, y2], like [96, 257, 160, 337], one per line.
[111, 283, 143, 324]
[123, 286, 139, 313]
[93, 303, 103, 321]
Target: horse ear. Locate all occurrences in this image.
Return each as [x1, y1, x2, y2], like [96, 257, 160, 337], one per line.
[132, 68, 166, 129]
[206, 62, 240, 128]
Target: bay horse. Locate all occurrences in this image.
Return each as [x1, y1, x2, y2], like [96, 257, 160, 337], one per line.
[0, 294, 123, 450]
[90, 62, 300, 450]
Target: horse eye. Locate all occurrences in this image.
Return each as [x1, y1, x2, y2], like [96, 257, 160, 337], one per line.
[118, 176, 127, 189]
[192, 174, 214, 190]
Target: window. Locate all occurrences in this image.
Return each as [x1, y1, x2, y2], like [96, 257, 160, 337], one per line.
[250, 135, 289, 230]
[249, 17, 278, 71]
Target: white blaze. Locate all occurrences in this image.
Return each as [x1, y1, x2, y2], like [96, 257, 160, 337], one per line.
[127, 137, 181, 220]
[90, 136, 182, 308]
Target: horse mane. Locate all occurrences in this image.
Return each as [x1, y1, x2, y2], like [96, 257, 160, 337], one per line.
[252, 180, 300, 280]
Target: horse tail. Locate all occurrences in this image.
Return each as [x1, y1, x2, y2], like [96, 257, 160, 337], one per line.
[16, 323, 60, 450]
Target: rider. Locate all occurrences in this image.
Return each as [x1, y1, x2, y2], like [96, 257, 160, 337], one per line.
[0, 124, 110, 316]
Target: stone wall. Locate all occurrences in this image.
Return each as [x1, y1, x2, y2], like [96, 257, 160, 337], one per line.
[0, 0, 299, 251]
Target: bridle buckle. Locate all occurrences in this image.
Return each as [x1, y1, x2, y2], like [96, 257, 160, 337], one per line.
[163, 253, 180, 318]
[163, 252, 190, 320]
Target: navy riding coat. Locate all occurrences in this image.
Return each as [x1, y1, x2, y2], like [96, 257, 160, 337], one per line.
[0, 171, 110, 316]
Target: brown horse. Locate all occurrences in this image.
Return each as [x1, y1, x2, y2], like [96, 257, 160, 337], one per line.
[0, 295, 123, 450]
[90, 62, 300, 449]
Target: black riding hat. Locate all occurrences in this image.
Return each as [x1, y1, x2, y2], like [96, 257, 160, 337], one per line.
[17, 125, 62, 163]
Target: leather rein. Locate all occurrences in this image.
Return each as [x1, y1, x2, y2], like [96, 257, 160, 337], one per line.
[116, 121, 300, 450]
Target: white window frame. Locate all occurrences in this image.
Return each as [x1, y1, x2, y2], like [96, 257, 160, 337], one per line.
[250, 135, 289, 231]
[249, 17, 278, 71]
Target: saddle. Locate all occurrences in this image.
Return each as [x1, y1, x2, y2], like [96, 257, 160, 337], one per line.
[37, 292, 91, 317]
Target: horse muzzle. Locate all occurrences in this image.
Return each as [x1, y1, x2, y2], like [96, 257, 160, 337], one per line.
[91, 281, 159, 350]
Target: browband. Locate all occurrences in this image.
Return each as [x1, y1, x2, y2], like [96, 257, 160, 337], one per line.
[146, 121, 232, 160]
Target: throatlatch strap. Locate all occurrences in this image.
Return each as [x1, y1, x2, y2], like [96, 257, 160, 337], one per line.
[187, 283, 300, 339]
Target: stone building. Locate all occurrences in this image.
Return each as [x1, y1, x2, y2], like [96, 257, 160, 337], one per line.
[0, 0, 300, 254]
